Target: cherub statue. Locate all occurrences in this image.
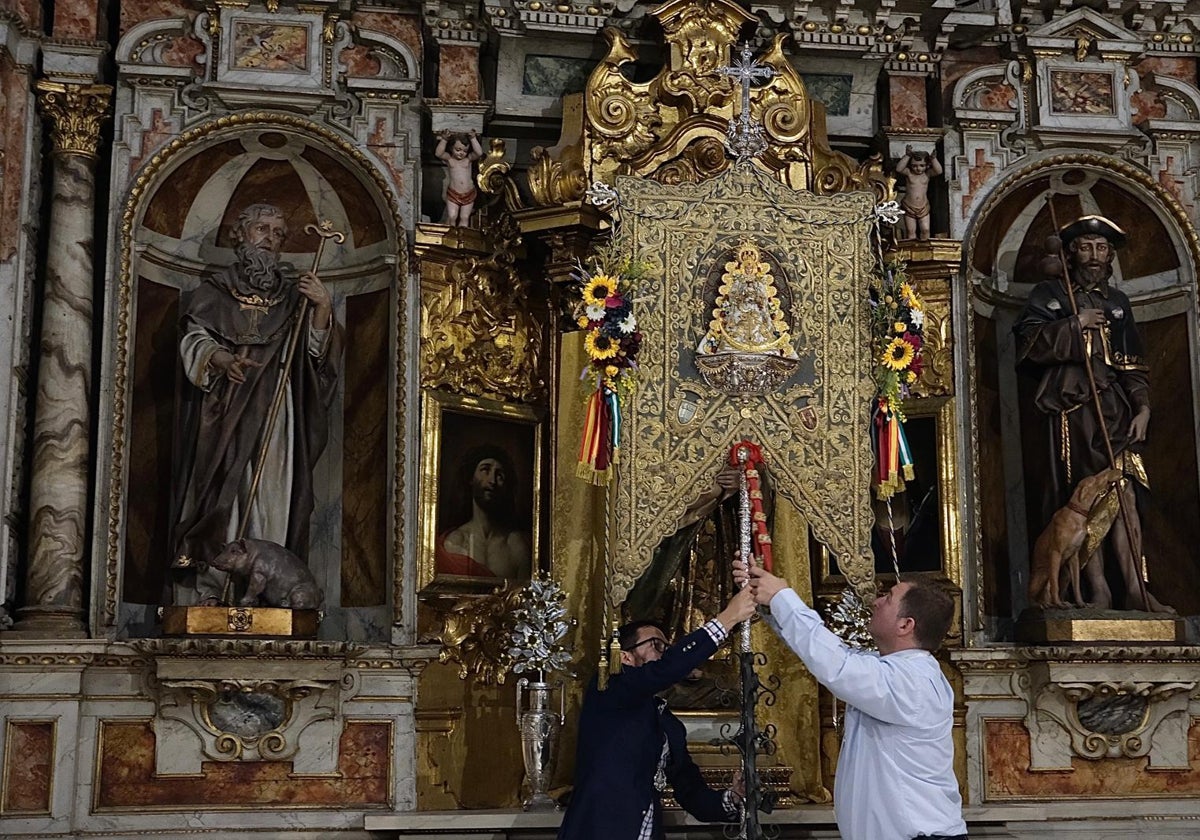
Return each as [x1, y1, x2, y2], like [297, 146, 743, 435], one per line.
[435, 129, 485, 227]
[896, 145, 943, 241]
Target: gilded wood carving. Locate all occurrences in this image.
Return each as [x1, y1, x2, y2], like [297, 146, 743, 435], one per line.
[581, 0, 889, 198]
[417, 211, 546, 404]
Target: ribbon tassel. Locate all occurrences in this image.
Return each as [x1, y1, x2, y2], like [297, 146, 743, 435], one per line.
[872, 398, 913, 500]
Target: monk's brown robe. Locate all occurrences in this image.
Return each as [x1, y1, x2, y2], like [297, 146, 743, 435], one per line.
[168, 261, 342, 596]
[1014, 274, 1150, 517]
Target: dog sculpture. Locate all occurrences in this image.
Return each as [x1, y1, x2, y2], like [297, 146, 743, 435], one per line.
[1027, 468, 1123, 609]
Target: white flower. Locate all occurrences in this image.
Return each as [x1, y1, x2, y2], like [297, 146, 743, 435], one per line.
[586, 303, 606, 320]
[909, 309, 924, 329]
[619, 315, 637, 334]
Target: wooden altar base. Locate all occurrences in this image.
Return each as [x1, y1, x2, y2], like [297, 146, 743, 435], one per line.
[160, 605, 320, 638]
[1015, 607, 1186, 644]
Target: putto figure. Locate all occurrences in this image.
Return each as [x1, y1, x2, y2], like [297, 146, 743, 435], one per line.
[169, 203, 342, 606]
[895, 145, 943, 241]
[435, 129, 484, 227]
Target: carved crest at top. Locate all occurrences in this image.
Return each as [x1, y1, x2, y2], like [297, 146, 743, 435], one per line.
[582, 0, 887, 198]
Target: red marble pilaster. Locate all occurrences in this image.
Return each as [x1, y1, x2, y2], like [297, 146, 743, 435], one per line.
[437, 44, 481, 102]
[51, 0, 100, 41]
[888, 74, 929, 129]
[11, 0, 41, 30]
[0, 54, 32, 263]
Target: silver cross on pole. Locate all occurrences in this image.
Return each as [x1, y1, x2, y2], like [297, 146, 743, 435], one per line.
[716, 42, 777, 163]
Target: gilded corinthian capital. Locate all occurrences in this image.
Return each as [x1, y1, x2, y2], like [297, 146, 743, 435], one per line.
[35, 80, 113, 160]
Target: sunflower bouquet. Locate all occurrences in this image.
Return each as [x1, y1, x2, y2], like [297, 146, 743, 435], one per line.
[869, 261, 925, 498]
[573, 245, 648, 484]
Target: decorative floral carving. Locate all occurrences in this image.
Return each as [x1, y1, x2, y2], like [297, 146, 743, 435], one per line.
[585, 28, 662, 168]
[437, 583, 525, 685]
[581, 0, 892, 199]
[419, 193, 547, 403]
[155, 676, 347, 763]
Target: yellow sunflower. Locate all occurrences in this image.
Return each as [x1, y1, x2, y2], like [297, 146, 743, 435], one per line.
[900, 281, 923, 310]
[882, 337, 915, 371]
[582, 274, 619, 306]
[585, 330, 620, 360]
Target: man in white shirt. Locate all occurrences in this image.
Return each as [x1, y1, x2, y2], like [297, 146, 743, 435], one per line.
[735, 562, 966, 840]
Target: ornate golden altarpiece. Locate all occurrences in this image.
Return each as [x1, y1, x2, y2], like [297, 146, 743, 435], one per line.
[415, 0, 913, 809]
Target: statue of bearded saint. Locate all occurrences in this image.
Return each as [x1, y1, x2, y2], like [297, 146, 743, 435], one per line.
[168, 203, 343, 606]
[696, 239, 798, 360]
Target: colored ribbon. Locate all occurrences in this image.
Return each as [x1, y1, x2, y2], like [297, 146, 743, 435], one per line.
[871, 398, 914, 500]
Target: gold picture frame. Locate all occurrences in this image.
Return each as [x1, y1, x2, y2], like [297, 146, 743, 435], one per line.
[418, 390, 543, 596]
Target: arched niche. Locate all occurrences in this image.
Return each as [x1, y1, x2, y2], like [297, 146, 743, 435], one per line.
[98, 115, 407, 642]
[964, 155, 1200, 630]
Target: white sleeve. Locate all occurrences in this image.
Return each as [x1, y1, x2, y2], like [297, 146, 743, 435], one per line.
[307, 319, 330, 358]
[765, 588, 937, 725]
[180, 326, 223, 390]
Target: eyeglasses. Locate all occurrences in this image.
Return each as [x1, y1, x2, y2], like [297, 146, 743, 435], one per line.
[625, 636, 668, 654]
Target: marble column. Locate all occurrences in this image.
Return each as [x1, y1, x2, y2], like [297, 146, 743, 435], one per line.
[11, 81, 111, 637]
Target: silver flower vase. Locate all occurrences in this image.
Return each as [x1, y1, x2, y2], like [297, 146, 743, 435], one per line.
[516, 674, 564, 810]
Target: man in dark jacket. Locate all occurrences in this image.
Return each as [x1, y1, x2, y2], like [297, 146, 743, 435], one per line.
[558, 587, 755, 840]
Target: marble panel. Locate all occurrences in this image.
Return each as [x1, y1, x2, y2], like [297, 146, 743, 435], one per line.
[889, 74, 929, 129]
[1, 720, 54, 814]
[801, 73, 852, 116]
[438, 45, 481, 102]
[96, 719, 392, 809]
[1132, 87, 1168, 125]
[984, 718, 1200, 800]
[351, 11, 423, 62]
[493, 37, 594, 119]
[789, 55, 880, 137]
[1137, 56, 1195, 82]
[51, 0, 98, 41]
[367, 112, 407, 196]
[127, 108, 178, 178]
[521, 55, 591, 98]
[976, 81, 1017, 111]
